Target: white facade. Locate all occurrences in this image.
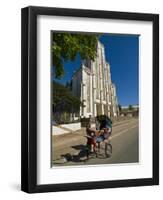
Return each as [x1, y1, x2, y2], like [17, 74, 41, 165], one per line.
[72, 41, 119, 118]
[110, 83, 119, 117]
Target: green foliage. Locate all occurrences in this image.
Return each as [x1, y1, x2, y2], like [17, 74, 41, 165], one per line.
[128, 105, 133, 110]
[53, 81, 81, 114]
[118, 104, 122, 111]
[52, 33, 99, 78]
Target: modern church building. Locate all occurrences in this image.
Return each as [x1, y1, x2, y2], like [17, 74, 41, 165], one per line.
[72, 40, 119, 119]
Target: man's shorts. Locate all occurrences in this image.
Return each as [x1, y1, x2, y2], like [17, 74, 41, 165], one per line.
[96, 135, 105, 143]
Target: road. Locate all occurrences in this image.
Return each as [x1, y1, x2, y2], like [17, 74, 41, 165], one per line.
[52, 118, 139, 166]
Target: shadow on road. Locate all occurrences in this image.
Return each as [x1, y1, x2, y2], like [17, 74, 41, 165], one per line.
[60, 144, 88, 163]
[60, 143, 111, 164]
[71, 144, 86, 150]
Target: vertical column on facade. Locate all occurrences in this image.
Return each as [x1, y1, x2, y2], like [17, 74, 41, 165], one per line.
[105, 64, 110, 117]
[80, 81, 83, 117]
[82, 82, 87, 117]
[108, 63, 112, 117]
[92, 61, 96, 117]
[100, 46, 104, 115]
[89, 73, 93, 116]
[81, 67, 87, 118]
[102, 47, 105, 102]
[101, 104, 104, 115]
[93, 79, 97, 117]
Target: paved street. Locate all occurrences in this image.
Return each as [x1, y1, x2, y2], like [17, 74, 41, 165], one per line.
[52, 118, 139, 166]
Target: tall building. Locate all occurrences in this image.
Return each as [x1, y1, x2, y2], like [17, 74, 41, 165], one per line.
[72, 41, 119, 118]
[110, 83, 119, 117]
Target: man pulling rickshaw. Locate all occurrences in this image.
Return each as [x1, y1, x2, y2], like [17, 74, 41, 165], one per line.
[85, 115, 112, 158]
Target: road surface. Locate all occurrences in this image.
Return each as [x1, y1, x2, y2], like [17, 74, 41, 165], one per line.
[52, 118, 139, 166]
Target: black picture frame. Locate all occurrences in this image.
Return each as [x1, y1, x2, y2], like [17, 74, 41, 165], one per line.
[21, 6, 159, 193]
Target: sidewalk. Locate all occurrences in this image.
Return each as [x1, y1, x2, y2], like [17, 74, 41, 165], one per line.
[52, 122, 81, 136]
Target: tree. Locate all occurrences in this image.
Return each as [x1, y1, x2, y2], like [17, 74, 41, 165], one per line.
[53, 81, 81, 115]
[128, 105, 133, 110]
[65, 81, 70, 89]
[52, 33, 99, 78]
[118, 104, 122, 112]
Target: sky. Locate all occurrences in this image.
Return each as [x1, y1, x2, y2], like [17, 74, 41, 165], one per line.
[54, 34, 139, 107]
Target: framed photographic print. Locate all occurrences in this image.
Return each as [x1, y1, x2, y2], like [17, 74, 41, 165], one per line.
[21, 6, 159, 193]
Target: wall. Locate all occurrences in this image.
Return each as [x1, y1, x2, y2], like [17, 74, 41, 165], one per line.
[0, 0, 162, 199]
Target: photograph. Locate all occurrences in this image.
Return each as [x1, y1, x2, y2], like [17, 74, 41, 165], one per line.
[51, 32, 139, 167]
[21, 6, 159, 193]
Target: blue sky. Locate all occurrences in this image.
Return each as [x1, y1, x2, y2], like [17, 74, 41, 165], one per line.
[54, 34, 139, 106]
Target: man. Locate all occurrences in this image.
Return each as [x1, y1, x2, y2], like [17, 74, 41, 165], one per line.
[99, 117, 112, 131]
[86, 117, 112, 152]
[96, 126, 111, 143]
[95, 117, 112, 148]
